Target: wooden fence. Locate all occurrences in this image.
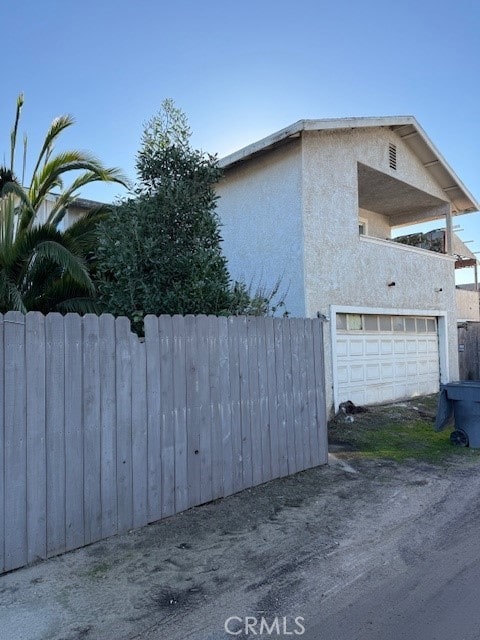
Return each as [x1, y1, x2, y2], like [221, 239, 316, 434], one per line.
[458, 321, 480, 381]
[0, 311, 327, 574]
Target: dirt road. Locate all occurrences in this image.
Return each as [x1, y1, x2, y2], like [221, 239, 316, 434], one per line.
[1, 454, 479, 639]
[301, 460, 480, 640]
[303, 513, 480, 640]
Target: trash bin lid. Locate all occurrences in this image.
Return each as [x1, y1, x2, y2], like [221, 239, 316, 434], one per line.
[444, 381, 480, 401]
[435, 387, 454, 432]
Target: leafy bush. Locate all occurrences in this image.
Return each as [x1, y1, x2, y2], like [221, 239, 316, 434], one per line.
[95, 100, 286, 332]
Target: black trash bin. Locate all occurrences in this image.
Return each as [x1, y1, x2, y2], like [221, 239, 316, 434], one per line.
[435, 381, 480, 448]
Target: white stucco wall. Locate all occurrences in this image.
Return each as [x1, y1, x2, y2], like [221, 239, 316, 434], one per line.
[216, 141, 305, 316]
[358, 207, 391, 239]
[301, 128, 459, 412]
[456, 288, 480, 321]
[36, 197, 89, 230]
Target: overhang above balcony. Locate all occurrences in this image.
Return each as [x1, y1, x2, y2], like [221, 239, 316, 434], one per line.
[358, 163, 450, 226]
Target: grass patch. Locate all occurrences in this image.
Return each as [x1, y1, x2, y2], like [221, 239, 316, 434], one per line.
[83, 561, 112, 580]
[329, 395, 480, 463]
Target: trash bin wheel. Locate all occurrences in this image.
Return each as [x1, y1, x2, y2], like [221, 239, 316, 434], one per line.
[450, 429, 469, 447]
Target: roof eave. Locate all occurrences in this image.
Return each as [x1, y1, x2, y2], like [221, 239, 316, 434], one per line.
[219, 116, 479, 215]
[218, 119, 307, 169]
[218, 116, 416, 169]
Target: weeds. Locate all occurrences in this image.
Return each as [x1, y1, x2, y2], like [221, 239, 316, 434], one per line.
[329, 395, 480, 463]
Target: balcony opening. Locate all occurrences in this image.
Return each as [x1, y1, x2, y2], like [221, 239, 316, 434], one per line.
[357, 162, 450, 240]
[356, 162, 478, 288]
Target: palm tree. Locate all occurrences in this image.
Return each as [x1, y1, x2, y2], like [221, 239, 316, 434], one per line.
[0, 94, 127, 313]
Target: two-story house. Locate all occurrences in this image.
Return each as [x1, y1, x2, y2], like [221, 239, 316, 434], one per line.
[215, 116, 479, 413]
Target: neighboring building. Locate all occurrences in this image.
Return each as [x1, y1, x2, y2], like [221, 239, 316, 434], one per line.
[35, 194, 105, 229]
[394, 228, 480, 323]
[456, 284, 480, 323]
[216, 116, 479, 412]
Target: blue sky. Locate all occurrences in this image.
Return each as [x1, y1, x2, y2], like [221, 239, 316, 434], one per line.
[3, 0, 480, 276]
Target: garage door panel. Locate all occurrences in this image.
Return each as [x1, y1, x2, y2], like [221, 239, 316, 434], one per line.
[417, 340, 428, 353]
[365, 363, 380, 380]
[365, 387, 380, 404]
[350, 365, 364, 382]
[395, 362, 406, 379]
[418, 360, 429, 375]
[394, 383, 407, 398]
[394, 340, 405, 354]
[427, 339, 438, 354]
[407, 361, 417, 376]
[337, 339, 348, 357]
[379, 386, 395, 403]
[418, 381, 433, 395]
[380, 340, 393, 355]
[349, 340, 364, 356]
[406, 382, 419, 395]
[336, 314, 439, 406]
[348, 389, 366, 405]
[337, 365, 349, 384]
[381, 363, 394, 380]
[365, 340, 380, 355]
[406, 340, 417, 353]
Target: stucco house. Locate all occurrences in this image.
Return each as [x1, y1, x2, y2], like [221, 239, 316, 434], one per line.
[215, 116, 479, 413]
[35, 194, 103, 229]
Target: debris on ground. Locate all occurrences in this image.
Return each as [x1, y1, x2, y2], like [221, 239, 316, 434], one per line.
[338, 400, 368, 415]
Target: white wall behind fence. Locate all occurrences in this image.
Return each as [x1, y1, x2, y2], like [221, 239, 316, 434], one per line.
[0, 312, 327, 574]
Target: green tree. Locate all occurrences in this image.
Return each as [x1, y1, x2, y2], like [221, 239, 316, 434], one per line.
[96, 100, 236, 330]
[95, 99, 287, 332]
[0, 94, 126, 314]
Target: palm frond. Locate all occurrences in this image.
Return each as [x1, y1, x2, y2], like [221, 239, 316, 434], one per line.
[22, 272, 96, 314]
[1, 95, 127, 314]
[55, 296, 100, 314]
[0, 193, 17, 248]
[31, 154, 126, 211]
[1, 180, 36, 231]
[8, 223, 90, 288]
[0, 270, 27, 313]
[1, 224, 61, 290]
[63, 206, 110, 253]
[46, 171, 123, 225]
[46, 172, 98, 224]
[34, 240, 94, 292]
[22, 133, 27, 185]
[10, 93, 24, 171]
[21, 257, 64, 306]
[0, 166, 17, 193]
[30, 114, 74, 183]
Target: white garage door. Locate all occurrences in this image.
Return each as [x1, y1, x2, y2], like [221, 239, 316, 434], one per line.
[335, 313, 439, 406]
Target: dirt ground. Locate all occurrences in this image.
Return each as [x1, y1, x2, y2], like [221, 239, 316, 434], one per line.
[1, 399, 480, 639]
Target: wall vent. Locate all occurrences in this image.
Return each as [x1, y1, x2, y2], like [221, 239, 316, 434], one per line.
[389, 143, 397, 170]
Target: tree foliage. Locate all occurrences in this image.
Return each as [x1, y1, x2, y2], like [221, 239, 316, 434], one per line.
[95, 99, 285, 332]
[0, 94, 127, 313]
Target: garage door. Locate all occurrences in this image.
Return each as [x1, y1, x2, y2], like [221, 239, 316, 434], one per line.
[335, 313, 439, 406]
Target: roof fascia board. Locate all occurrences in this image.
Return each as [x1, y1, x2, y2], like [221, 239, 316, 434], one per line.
[219, 115, 479, 214]
[302, 115, 415, 131]
[219, 116, 415, 169]
[218, 120, 306, 169]
[400, 118, 480, 212]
